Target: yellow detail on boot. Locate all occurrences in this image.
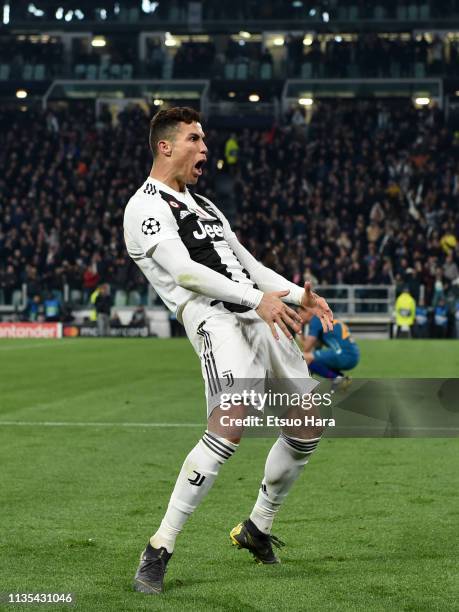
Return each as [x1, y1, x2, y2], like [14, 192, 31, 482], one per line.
[230, 523, 243, 547]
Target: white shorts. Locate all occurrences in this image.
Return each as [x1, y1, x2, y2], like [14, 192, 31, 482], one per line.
[182, 305, 318, 415]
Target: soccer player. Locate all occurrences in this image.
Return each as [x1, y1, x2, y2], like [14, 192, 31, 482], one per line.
[299, 308, 360, 382]
[123, 107, 334, 594]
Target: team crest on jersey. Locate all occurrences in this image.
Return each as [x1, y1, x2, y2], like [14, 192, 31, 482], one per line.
[169, 200, 180, 208]
[141, 217, 161, 235]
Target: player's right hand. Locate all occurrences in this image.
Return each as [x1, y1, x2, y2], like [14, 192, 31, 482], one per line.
[256, 291, 303, 341]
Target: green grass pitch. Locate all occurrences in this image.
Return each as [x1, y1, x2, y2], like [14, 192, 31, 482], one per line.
[0, 339, 458, 611]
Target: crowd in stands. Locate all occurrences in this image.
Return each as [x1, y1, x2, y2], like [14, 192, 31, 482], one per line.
[226, 101, 459, 333]
[0, 100, 458, 335]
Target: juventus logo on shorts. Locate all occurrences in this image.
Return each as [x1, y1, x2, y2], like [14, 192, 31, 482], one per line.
[188, 470, 206, 487]
[143, 183, 157, 196]
[222, 370, 234, 387]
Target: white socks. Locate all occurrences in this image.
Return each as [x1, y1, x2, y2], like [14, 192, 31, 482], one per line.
[150, 431, 321, 552]
[150, 431, 238, 553]
[250, 433, 321, 534]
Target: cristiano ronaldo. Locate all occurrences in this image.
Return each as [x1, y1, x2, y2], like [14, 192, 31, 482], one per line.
[123, 107, 333, 594]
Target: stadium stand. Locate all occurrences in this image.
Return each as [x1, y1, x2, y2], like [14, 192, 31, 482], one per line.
[7, 0, 459, 23]
[0, 99, 457, 336]
[1, 0, 458, 336]
[1, 31, 459, 81]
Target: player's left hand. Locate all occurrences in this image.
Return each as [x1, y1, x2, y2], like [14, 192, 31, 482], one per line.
[301, 281, 334, 332]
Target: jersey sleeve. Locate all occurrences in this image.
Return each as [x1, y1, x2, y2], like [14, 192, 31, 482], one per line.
[124, 195, 179, 257]
[308, 315, 323, 339]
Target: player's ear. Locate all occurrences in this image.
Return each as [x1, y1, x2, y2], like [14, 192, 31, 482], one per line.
[157, 139, 172, 157]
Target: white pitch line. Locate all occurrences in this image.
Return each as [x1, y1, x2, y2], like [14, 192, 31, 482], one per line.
[0, 422, 457, 433]
[0, 421, 202, 428]
[0, 343, 58, 351]
[0, 342, 83, 351]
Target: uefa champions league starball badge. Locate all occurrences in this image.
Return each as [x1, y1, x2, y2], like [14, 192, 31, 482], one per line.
[141, 218, 161, 235]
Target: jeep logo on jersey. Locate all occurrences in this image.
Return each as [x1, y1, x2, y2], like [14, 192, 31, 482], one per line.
[192, 219, 224, 240]
[141, 217, 161, 235]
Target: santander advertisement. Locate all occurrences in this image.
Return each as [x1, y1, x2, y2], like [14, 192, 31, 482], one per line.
[0, 323, 63, 339]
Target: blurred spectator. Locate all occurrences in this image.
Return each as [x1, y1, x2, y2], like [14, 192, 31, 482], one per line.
[414, 297, 429, 338]
[290, 107, 307, 132]
[395, 287, 416, 337]
[130, 306, 147, 327]
[110, 310, 123, 328]
[26, 294, 45, 322]
[443, 252, 459, 283]
[43, 292, 60, 322]
[440, 232, 457, 255]
[224, 133, 239, 167]
[434, 298, 449, 337]
[95, 284, 111, 337]
[0, 264, 18, 305]
[83, 266, 101, 302]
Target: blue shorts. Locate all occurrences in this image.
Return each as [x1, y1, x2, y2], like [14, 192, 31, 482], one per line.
[314, 348, 359, 371]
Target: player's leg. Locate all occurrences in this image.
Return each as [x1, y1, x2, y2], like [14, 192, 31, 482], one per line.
[233, 330, 323, 562]
[306, 348, 342, 379]
[134, 313, 260, 593]
[251, 343, 360, 537]
[134, 405, 242, 594]
[149, 401, 249, 553]
[310, 349, 359, 393]
[231, 408, 323, 564]
[248, 404, 323, 542]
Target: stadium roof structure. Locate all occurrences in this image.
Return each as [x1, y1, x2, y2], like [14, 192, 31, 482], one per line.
[4, 2, 459, 33]
[42, 79, 210, 109]
[283, 78, 443, 105]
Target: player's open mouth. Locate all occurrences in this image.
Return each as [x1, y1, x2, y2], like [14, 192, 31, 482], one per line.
[193, 160, 206, 176]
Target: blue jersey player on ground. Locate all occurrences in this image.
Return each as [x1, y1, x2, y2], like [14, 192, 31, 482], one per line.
[299, 307, 360, 383]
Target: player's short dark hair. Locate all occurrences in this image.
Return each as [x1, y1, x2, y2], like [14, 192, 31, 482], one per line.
[149, 106, 201, 157]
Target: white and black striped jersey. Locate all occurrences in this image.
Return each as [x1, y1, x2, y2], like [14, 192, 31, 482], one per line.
[123, 177, 258, 319]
